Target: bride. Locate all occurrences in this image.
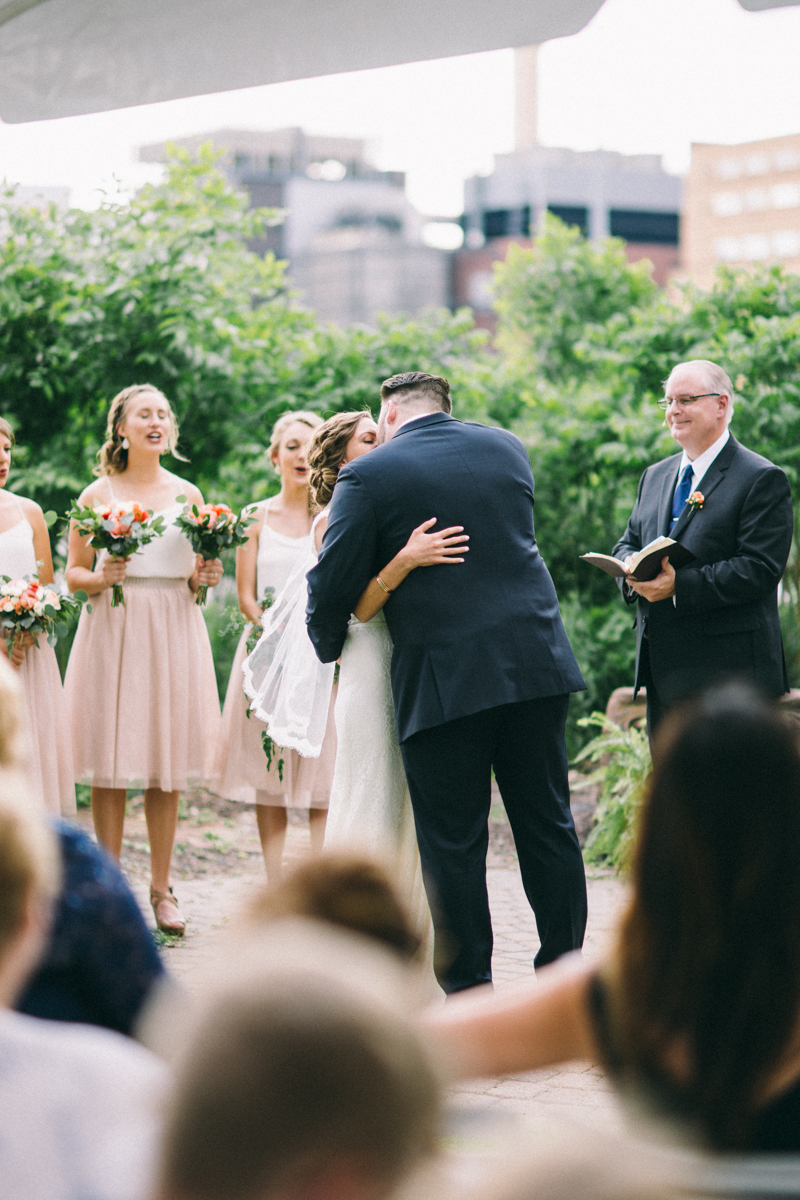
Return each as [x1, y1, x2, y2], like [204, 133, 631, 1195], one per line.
[243, 410, 468, 954]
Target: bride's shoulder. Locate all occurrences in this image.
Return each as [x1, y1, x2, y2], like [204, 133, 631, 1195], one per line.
[311, 507, 329, 551]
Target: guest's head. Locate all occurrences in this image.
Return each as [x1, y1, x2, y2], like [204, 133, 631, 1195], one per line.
[96, 383, 184, 475]
[661, 359, 733, 459]
[249, 854, 421, 962]
[0, 800, 59, 1007]
[157, 973, 440, 1200]
[377, 373, 451, 443]
[307, 412, 378, 508]
[614, 682, 800, 1147]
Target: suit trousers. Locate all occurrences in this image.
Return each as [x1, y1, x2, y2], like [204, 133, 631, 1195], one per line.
[400, 694, 587, 994]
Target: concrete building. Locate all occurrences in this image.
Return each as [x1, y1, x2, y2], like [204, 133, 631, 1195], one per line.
[140, 128, 449, 325]
[5, 185, 70, 209]
[454, 46, 682, 330]
[458, 145, 682, 329]
[683, 133, 800, 289]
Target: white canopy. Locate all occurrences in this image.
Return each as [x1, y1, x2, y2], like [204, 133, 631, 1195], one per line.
[0, 0, 795, 124]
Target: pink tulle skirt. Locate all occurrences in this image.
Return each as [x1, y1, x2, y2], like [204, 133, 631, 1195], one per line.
[214, 629, 336, 808]
[18, 640, 76, 816]
[65, 577, 221, 792]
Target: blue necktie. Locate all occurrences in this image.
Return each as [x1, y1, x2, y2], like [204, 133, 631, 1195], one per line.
[670, 463, 694, 533]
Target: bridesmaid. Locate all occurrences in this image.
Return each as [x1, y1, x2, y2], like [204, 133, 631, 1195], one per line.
[64, 384, 222, 935]
[215, 410, 337, 884]
[0, 419, 75, 815]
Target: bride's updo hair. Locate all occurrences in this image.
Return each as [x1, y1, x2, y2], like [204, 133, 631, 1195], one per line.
[95, 384, 185, 477]
[307, 411, 370, 509]
[0, 419, 15, 446]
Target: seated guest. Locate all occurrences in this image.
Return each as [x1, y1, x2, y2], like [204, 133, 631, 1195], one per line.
[17, 820, 165, 1036]
[247, 853, 421, 963]
[0, 800, 168, 1200]
[424, 683, 800, 1153]
[156, 966, 440, 1200]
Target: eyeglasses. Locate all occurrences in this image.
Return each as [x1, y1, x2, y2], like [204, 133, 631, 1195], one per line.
[657, 393, 721, 411]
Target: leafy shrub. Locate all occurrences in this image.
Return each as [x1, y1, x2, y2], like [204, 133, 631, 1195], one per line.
[559, 596, 636, 756]
[573, 713, 651, 872]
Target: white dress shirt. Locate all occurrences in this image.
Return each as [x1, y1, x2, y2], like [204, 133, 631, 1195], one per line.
[679, 427, 730, 493]
[394, 411, 438, 434]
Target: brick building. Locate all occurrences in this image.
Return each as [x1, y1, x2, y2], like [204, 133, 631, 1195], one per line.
[683, 133, 800, 289]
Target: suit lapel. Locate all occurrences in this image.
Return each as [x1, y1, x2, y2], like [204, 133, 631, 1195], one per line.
[658, 457, 682, 537]
[670, 437, 737, 541]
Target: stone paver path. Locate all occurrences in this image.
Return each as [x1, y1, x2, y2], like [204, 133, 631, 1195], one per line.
[126, 816, 629, 1135]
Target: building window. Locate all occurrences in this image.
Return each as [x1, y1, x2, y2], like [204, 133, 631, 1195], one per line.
[482, 207, 531, 240]
[483, 210, 511, 239]
[609, 209, 679, 245]
[547, 205, 588, 236]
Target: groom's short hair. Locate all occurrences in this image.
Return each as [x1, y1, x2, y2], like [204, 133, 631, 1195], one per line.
[380, 373, 452, 414]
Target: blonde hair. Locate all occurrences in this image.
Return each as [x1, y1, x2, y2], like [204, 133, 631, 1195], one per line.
[307, 411, 371, 509]
[0, 418, 15, 446]
[0, 657, 60, 962]
[95, 384, 186, 476]
[159, 973, 440, 1200]
[267, 411, 323, 469]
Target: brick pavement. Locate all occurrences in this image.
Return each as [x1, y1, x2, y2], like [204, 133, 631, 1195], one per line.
[135, 822, 629, 1136]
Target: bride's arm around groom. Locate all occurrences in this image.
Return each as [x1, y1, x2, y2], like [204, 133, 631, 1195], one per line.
[307, 373, 588, 996]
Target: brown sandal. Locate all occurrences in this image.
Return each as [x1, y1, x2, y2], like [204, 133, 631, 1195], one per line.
[150, 886, 186, 936]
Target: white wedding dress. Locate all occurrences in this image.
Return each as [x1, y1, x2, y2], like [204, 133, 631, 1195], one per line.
[242, 520, 433, 959]
[324, 610, 432, 954]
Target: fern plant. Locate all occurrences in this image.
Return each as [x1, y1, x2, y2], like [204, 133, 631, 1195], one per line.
[573, 713, 651, 872]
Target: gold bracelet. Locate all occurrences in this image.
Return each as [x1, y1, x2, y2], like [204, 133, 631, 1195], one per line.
[375, 574, 393, 595]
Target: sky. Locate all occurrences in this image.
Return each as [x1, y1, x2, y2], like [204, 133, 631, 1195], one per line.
[3, 0, 800, 216]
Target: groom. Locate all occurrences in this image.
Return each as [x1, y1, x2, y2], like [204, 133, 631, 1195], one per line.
[306, 373, 587, 993]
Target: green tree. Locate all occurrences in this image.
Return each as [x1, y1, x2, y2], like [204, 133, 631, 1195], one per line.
[0, 146, 307, 515]
[493, 220, 800, 743]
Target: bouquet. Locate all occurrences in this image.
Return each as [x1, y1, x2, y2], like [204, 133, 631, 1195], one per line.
[174, 499, 255, 605]
[68, 501, 167, 607]
[0, 576, 87, 655]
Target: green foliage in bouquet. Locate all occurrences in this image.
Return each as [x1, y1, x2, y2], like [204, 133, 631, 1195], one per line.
[573, 712, 651, 873]
[261, 731, 285, 782]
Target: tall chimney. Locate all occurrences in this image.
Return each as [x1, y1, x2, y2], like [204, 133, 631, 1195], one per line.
[514, 44, 539, 150]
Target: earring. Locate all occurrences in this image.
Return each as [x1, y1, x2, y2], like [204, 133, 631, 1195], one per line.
[121, 437, 129, 449]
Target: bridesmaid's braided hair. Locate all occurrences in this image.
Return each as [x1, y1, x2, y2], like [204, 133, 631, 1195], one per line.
[95, 384, 185, 477]
[307, 411, 371, 510]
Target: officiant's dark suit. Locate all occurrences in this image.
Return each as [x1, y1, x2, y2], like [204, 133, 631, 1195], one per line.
[614, 371, 793, 731]
[307, 375, 587, 994]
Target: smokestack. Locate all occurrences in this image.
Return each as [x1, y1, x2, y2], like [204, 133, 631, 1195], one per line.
[514, 44, 539, 150]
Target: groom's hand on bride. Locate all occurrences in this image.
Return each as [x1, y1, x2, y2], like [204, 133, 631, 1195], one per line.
[401, 519, 469, 568]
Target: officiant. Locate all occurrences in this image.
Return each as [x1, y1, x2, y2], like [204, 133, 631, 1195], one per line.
[613, 358, 793, 734]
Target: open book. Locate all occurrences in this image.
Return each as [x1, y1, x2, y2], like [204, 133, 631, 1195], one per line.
[580, 536, 696, 582]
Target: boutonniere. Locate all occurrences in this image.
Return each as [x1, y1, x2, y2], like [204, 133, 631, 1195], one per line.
[688, 491, 704, 512]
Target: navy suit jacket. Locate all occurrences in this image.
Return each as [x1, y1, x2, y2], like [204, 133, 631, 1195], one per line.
[613, 436, 793, 699]
[306, 412, 585, 743]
